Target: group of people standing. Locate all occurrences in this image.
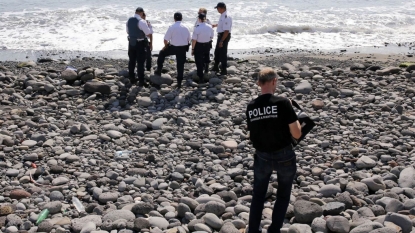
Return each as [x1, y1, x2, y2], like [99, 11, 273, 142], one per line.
[126, 2, 232, 89]
[127, 3, 302, 233]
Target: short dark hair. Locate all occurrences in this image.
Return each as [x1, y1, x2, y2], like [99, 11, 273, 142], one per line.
[135, 7, 144, 13]
[174, 12, 182, 21]
[258, 68, 278, 84]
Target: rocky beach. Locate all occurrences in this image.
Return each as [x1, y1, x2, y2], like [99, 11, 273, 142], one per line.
[1, 51, 415, 233]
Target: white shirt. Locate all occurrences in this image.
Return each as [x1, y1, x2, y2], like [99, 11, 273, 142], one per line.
[126, 14, 152, 36]
[192, 22, 214, 43]
[164, 21, 191, 46]
[146, 20, 153, 39]
[216, 11, 232, 33]
[194, 18, 211, 28]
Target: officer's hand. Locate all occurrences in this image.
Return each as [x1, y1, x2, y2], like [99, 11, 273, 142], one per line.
[191, 50, 194, 56]
[212, 24, 218, 28]
[219, 41, 223, 48]
[150, 44, 153, 51]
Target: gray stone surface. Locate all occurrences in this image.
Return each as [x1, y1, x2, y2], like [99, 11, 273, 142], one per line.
[294, 201, 323, 224]
[326, 216, 350, 233]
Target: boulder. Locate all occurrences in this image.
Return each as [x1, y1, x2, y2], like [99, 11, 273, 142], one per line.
[84, 81, 110, 94]
[294, 201, 323, 224]
[398, 167, 415, 188]
[150, 74, 173, 86]
[61, 69, 78, 81]
[294, 81, 312, 94]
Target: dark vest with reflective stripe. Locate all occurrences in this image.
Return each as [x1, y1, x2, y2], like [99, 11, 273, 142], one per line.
[127, 17, 145, 46]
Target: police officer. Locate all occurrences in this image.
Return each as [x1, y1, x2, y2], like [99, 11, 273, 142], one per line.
[194, 8, 211, 27]
[155, 12, 191, 90]
[212, 2, 232, 76]
[126, 7, 152, 87]
[142, 12, 153, 71]
[245, 68, 301, 233]
[191, 13, 214, 84]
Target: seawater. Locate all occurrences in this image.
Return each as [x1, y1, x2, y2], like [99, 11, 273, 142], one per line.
[0, 0, 414, 53]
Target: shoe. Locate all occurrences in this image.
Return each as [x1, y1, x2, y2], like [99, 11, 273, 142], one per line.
[146, 67, 151, 72]
[154, 69, 162, 76]
[138, 81, 149, 87]
[219, 71, 227, 76]
[129, 78, 138, 85]
[198, 76, 204, 84]
[212, 64, 219, 72]
[204, 63, 210, 74]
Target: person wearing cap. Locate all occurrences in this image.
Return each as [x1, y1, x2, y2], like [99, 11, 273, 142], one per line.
[126, 7, 152, 87]
[191, 13, 214, 84]
[194, 8, 211, 28]
[212, 2, 232, 76]
[245, 68, 301, 233]
[142, 12, 153, 71]
[155, 12, 191, 90]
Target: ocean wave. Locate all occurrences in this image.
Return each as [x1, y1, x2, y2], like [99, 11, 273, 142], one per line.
[0, 0, 414, 52]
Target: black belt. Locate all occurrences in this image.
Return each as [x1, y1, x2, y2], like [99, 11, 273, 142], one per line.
[196, 42, 210, 44]
[170, 45, 188, 48]
[269, 144, 293, 153]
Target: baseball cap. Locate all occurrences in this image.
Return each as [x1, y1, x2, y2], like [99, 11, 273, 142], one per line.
[198, 13, 206, 20]
[214, 2, 226, 9]
[174, 12, 182, 20]
[135, 7, 144, 13]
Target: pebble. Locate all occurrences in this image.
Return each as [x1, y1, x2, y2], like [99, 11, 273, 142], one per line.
[0, 57, 413, 233]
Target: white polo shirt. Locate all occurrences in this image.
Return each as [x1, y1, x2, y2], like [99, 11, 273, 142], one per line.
[146, 20, 153, 39]
[125, 14, 152, 36]
[192, 23, 214, 43]
[164, 21, 191, 46]
[194, 18, 212, 28]
[216, 11, 232, 33]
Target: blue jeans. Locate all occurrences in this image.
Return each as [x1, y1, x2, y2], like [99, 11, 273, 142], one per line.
[248, 147, 297, 233]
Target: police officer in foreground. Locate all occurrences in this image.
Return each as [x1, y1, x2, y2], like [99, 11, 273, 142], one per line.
[191, 13, 214, 84]
[155, 12, 191, 90]
[212, 2, 232, 76]
[245, 68, 301, 233]
[126, 7, 152, 87]
[194, 8, 211, 27]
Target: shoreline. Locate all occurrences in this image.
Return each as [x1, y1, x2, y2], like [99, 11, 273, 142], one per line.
[0, 43, 414, 63]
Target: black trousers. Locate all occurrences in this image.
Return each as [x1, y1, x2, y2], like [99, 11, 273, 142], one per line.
[194, 42, 211, 79]
[128, 41, 146, 83]
[157, 45, 187, 84]
[145, 45, 151, 71]
[214, 33, 231, 72]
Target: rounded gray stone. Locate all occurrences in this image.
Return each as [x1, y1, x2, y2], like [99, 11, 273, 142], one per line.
[204, 201, 226, 216]
[103, 210, 135, 222]
[148, 217, 169, 230]
[203, 213, 224, 230]
[294, 201, 323, 224]
[326, 216, 350, 233]
[319, 184, 342, 197]
[98, 192, 119, 203]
